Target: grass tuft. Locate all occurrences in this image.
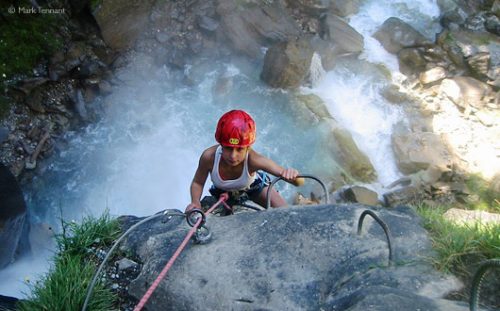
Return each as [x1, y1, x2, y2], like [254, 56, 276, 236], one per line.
[56, 213, 121, 257]
[18, 212, 121, 311]
[415, 202, 500, 276]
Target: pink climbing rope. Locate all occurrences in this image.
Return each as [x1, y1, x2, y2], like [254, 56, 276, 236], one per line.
[133, 193, 229, 311]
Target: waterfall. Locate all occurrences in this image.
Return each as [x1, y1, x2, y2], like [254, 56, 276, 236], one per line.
[304, 0, 441, 187]
[308, 52, 326, 86]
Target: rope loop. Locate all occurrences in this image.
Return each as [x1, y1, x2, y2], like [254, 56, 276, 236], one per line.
[186, 208, 206, 228]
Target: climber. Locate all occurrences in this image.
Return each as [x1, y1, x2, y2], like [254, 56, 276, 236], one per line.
[186, 109, 303, 212]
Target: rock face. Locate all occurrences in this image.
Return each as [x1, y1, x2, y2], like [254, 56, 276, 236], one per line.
[328, 125, 377, 182]
[217, 0, 301, 59]
[93, 0, 156, 51]
[260, 37, 314, 88]
[0, 163, 27, 269]
[374, 17, 433, 54]
[321, 14, 364, 54]
[391, 131, 454, 175]
[122, 205, 466, 311]
[440, 76, 493, 111]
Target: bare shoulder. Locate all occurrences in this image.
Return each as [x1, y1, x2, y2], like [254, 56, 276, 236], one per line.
[248, 149, 267, 170]
[199, 145, 218, 169]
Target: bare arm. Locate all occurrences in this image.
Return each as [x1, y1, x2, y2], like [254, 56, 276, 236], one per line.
[249, 150, 304, 186]
[186, 147, 215, 212]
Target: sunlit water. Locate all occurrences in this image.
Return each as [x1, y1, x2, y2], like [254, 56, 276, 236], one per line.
[0, 0, 442, 298]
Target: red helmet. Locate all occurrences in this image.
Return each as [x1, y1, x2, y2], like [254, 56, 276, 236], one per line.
[215, 110, 256, 147]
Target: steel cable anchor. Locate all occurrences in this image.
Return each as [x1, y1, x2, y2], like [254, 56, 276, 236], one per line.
[186, 208, 211, 244]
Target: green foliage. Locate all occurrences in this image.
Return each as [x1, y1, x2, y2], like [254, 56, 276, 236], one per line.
[18, 212, 121, 311]
[56, 213, 121, 257]
[19, 254, 116, 311]
[0, 7, 63, 85]
[415, 202, 500, 277]
[464, 174, 500, 212]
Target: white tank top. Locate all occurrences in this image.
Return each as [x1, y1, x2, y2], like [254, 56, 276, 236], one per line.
[210, 146, 256, 191]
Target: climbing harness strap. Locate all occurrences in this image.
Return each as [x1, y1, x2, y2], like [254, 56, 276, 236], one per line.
[133, 193, 229, 311]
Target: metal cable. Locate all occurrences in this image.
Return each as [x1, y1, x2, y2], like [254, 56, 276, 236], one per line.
[357, 209, 394, 266]
[265, 174, 329, 209]
[469, 258, 500, 311]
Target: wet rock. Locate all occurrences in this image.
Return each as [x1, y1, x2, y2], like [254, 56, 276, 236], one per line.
[321, 13, 364, 54]
[485, 13, 500, 35]
[309, 35, 337, 70]
[93, 0, 156, 50]
[286, 0, 330, 15]
[329, 0, 361, 17]
[196, 15, 219, 32]
[260, 37, 314, 89]
[440, 8, 467, 28]
[374, 17, 433, 54]
[0, 162, 27, 269]
[327, 122, 377, 182]
[398, 47, 429, 76]
[381, 85, 411, 104]
[290, 93, 333, 125]
[217, 0, 300, 59]
[72, 57, 107, 79]
[337, 185, 379, 205]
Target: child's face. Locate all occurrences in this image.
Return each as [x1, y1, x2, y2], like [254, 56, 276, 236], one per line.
[221, 146, 248, 166]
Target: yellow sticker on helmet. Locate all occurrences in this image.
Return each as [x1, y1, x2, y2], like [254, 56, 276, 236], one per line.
[229, 138, 239, 145]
